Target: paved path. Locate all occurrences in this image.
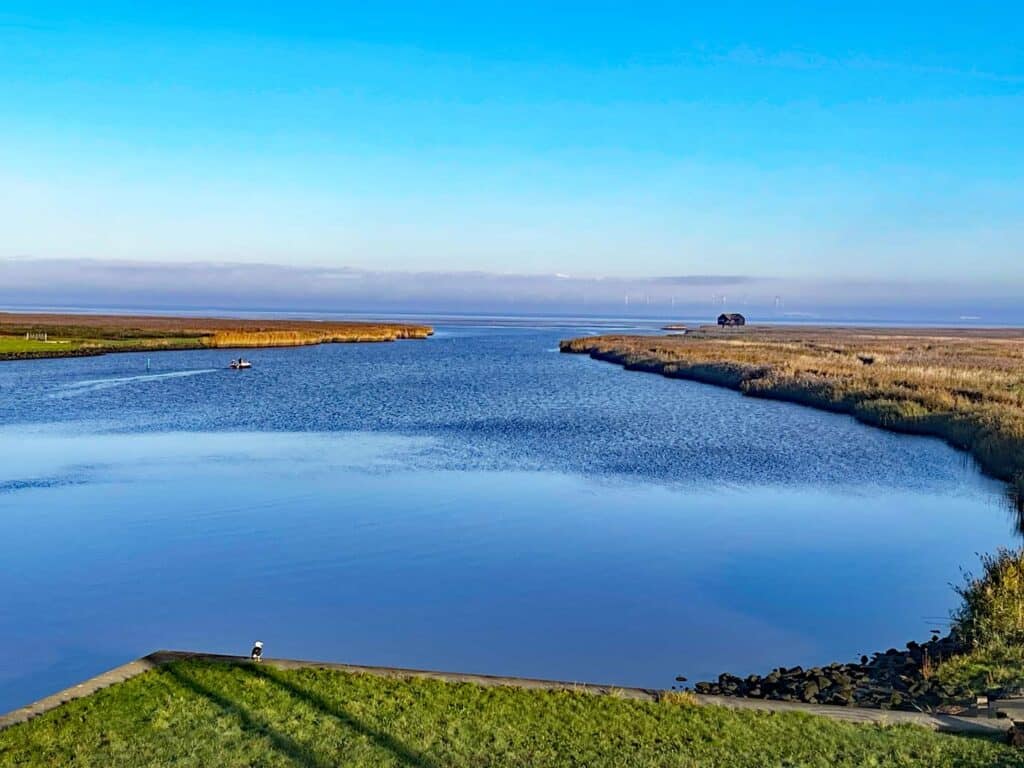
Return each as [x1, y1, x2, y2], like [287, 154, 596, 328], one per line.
[0, 649, 1013, 737]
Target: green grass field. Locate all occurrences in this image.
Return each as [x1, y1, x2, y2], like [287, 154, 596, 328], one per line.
[0, 313, 433, 360]
[1, 661, 1020, 767]
[0, 334, 206, 358]
[0, 337, 86, 353]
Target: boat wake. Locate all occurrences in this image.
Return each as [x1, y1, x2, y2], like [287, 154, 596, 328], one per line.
[52, 369, 219, 397]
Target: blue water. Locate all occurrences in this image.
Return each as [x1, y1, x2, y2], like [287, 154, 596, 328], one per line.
[0, 322, 1017, 712]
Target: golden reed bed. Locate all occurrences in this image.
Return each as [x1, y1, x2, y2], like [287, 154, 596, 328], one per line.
[0, 312, 432, 359]
[562, 325, 1024, 497]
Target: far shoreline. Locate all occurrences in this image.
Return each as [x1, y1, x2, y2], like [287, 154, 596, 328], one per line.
[560, 324, 1024, 499]
[0, 311, 433, 361]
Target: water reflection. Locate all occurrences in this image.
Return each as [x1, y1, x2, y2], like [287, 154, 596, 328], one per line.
[0, 324, 1018, 713]
[1009, 486, 1024, 535]
[0, 427, 1015, 713]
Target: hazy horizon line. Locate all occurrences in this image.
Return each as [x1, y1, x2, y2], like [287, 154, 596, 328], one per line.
[3, 256, 1023, 324]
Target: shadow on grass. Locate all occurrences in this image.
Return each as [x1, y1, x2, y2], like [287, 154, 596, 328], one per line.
[165, 663, 439, 768]
[243, 664, 441, 768]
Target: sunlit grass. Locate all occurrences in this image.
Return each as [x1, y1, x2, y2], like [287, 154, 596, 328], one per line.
[0, 334, 206, 356]
[0, 336, 84, 353]
[1, 660, 1019, 767]
[938, 548, 1024, 696]
[938, 642, 1024, 695]
[207, 328, 423, 347]
[0, 313, 432, 360]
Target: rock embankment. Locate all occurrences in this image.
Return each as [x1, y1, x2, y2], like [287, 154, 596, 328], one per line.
[692, 636, 975, 711]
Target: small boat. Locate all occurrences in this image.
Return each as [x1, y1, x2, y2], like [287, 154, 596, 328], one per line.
[229, 358, 252, 369]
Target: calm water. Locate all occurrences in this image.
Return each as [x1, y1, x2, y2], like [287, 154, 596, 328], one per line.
[0, 322, 1017, 712]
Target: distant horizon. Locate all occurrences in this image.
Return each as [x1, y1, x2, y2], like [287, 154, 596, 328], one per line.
[4, 256, 1024, 326]
[2, 2, 1023, 294]
[9, 248, 1019, 325]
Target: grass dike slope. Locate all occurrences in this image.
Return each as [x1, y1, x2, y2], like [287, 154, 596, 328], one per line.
[1, 659, 1020, 767]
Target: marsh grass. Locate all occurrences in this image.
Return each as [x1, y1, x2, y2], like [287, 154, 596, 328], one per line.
[207, 328, 423, 347]
[0, 313, 432, 360]
[1, 660, 1019, 767]
[0, 335, 206, 356]
[562, 326, 1024, 495]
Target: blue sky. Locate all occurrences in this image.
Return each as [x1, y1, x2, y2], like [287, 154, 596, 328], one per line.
[1, 2, 1022, 301]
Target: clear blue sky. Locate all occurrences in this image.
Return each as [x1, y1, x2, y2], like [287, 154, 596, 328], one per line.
[1, 1, 1022, 286]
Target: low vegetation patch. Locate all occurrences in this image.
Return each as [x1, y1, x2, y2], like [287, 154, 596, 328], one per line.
[0, 335, 205, 358]
[1, 660, 1019, 767]
[937, 642, 1024, 697]
[954, 548, 1024, 650]
[0, 312, 432, 360]
[937, 548, 1024, 696]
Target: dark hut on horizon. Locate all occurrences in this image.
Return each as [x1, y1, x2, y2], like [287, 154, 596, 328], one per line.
[717, 313, 746, 327]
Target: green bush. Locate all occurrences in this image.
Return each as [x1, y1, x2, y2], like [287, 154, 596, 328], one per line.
[937, 641, 1024, 694]
[953, 548, 1024, 648]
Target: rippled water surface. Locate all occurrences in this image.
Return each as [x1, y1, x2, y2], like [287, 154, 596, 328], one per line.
[0, 322, 1017, 711]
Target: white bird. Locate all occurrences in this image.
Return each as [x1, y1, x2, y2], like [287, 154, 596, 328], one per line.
[250, 641, 264, 662]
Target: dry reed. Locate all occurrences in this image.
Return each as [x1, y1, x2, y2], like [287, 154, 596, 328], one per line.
[561, 325, 1024, 493]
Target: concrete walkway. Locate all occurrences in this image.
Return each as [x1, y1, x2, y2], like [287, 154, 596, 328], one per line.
[0, 650, 1012, 737]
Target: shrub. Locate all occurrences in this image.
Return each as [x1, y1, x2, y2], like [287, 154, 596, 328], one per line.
[953, 548, 1024, 649]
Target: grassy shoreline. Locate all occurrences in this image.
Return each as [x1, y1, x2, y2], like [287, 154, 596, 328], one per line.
[0, 312, 433, 361]
[2, 659, 1019, 766]
[560, 326, 1024, 499]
